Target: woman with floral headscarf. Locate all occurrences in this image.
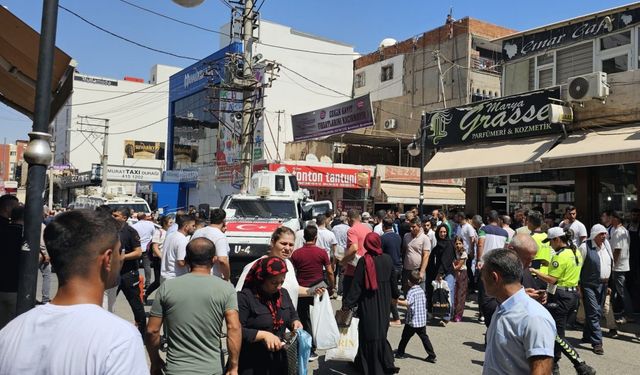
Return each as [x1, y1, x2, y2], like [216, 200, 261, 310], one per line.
[238, 256, 302, 374]
[341, 232, 400, 374]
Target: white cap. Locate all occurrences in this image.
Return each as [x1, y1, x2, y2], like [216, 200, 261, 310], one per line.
[589, 224, 608, 240]
[543, 227, 565, 242]
[362, 212, 371, 219]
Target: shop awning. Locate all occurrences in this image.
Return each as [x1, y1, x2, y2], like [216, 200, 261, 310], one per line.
[541, 126, 640, 169]
[0, 6, 75, 122]
[424, 136, 559, 179]
[380, 183, 466, 205]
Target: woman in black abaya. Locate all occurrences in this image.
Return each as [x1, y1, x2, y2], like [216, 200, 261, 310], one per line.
[341, 232, 400, 375]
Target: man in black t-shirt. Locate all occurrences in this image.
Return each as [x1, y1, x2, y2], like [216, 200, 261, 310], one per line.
[381, 218, 403, 326]
[0, 195, 21, 328]
[109, 207, 146, 337]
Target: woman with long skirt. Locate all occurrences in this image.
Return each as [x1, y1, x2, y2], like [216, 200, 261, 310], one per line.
[341, 233, 400, 375]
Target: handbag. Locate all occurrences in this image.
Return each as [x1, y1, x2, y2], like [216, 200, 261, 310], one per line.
[335, 308, 354, 327]
[431, 287, 451, 317]
[325, 317, 360, 363]
[283, 331, 298, 375]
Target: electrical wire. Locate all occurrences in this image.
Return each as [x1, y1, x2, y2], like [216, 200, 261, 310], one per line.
[118, 0, 228, 36]
[110, 117, 168, 135]
[114, 0, 363, 57]
[58, 4, 199, 61]
[279, 64, 351, 98]
[66, 79, 171, 106]
[279, 69, 346, 98]
[255, 41, 361, 56]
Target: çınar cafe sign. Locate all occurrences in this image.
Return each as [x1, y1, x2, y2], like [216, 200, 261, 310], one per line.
[502, 7, 640, 61]
[426, 87, 561, 148]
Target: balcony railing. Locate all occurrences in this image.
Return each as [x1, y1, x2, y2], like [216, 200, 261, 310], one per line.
[472, 57, 502, 75]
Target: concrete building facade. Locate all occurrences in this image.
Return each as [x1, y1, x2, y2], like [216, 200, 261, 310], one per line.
[51, 64, 180, 203]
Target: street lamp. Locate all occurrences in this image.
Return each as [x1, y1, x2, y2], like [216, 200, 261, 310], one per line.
[172, 0, 205, 7]
[407, 111, 427, 218]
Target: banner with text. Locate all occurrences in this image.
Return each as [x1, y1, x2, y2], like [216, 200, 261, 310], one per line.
[502, 8, 640, 61]
[377, 165, 464, 186]
[291, 94, 374, 141]
[426, 87, 561, 147]
[269, 164, 370, 189]
[124, 140, 165, 160]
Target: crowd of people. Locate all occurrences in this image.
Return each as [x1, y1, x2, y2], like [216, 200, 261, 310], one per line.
[1, 191, 639, 374]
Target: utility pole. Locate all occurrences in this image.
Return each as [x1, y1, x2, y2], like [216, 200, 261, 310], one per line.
[434, 50, 447, 108]
[275, 110, 284, 161]
[101, 120, 110, 191]
[240, 0, 255, 191]
[76, 116, 109, 192]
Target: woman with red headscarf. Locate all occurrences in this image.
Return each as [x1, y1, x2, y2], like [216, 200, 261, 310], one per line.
[238, 256, 302, 375]
[341, 232, 400, 374]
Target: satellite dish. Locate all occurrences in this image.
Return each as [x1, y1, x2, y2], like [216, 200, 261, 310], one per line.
[172, 0, 205, 7]
[305, 153, 319, 162]
[320, 155, 333, 164]
[379, 38, 398, 49]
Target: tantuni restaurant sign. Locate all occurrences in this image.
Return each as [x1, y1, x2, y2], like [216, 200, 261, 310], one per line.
[269, 164, 370, 189]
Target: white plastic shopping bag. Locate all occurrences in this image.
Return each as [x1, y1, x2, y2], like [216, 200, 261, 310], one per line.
[310, 291, 340, 350]
[324, 317, 359, 362]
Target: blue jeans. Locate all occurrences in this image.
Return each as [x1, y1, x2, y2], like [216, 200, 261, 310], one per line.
[444, 273, 456, 321]
[581, 284, 606, 345]
[39, 262, 52, 303]
[613, 271, 634, 317]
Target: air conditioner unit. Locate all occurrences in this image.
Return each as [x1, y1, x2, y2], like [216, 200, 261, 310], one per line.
[384, 118, 397, 130]
[567, 71, 609, 102]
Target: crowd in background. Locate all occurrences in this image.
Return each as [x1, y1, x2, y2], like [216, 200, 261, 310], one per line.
[1, 191, 640, 374]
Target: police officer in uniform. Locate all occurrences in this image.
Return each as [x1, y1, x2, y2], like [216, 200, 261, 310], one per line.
[530, 227, 583, 375]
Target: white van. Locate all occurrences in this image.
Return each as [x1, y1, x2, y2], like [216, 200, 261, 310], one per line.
[72, 195, 152, 215]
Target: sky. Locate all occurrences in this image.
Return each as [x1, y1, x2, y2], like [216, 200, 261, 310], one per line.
[0, 0, 635, 143]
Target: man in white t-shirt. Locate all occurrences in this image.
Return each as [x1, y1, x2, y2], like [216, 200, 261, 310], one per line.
[315, 213, 337, 259]
[373, 210, 386, 236]
[0, 209, 148, 374]
[609, 211, 634, 323]
[161, 214, 196, 281]
[191, 208, 231, 280]
[559, 205, 587, 246]
[454, 212, 478, 256]
[133, 213, 157, 289]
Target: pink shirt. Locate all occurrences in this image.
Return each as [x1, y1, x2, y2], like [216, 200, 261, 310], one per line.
[345, 222, 372, 276]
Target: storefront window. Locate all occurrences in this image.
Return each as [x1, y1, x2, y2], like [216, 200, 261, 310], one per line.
[598, 164, 637, 216]
[485, 176, 508, 213]
[509, 170, 575, 218]
[171, 88, 220, 169]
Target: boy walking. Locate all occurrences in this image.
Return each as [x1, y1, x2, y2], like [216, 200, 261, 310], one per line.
[394, 271, 437, 363]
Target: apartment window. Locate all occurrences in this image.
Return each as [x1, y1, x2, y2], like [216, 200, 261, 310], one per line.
[9, 151, 16, 156]
[381, 65, 394, 82]
[354, 72, 366, 88]
[535, 53, 555, 89]
[597, 30, 633, 74]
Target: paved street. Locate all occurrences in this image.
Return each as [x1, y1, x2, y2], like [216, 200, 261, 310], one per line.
[38, 275, 640, 374]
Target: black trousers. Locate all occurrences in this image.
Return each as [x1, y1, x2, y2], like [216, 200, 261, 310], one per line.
[547, 289, 579, 363]
[342, 275, 354, 300]
[145, 257, 162, 298]
[117, 270, 147, 337]
[477, 279, 499, 327]
[396, 325, 436, 358]
[297, 296, 315, 350]
[390, 268, 402, 321]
